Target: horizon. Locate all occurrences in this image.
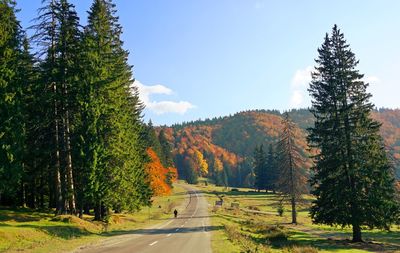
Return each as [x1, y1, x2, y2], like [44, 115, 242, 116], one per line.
[157, 107, 400, 127]
[16, 1, 400, 125]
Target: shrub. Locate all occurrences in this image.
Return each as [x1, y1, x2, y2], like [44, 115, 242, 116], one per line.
[277, 203, 284, 217]
[282, 245, 319, 253]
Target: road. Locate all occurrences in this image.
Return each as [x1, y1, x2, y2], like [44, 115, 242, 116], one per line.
[76, 185, 212, 253]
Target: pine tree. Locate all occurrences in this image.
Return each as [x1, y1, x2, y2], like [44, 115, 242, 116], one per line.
[158, 129, 174, 167]
[308, 25, 399, 242]
[265, 144, 278, 193]
[253, 145, 268, 191]
[276, 113, 307, 224]
[0, 0, 33, 205]
[79, 0, 151, 220]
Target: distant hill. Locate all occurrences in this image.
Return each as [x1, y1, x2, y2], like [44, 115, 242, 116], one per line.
[161, 108, 400, 186]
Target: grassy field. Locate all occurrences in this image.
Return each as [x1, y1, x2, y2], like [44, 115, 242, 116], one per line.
[0, 183, 187, 253]
[196, 182, 400, 253]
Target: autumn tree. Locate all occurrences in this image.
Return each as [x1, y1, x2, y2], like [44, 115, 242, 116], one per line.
[276, 113, 307, 224]
[213, 158, 227, 187]
[145, 148, 171, 196]
[193, 150, 209, 177]
[308, 25, 399, 241]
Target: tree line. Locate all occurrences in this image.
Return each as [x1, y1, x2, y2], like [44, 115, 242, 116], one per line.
[0, 0, 174, 221]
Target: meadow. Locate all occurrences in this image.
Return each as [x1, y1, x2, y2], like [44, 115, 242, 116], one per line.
[196, 182, 400, 253]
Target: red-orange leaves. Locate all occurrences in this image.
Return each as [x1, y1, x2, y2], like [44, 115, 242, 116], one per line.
[146, 148, 175, 196]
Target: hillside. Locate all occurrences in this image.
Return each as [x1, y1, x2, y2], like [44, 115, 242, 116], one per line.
[162, 108, 400, 185]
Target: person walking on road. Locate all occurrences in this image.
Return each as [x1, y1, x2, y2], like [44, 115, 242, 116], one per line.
[174, 209, 178, 218]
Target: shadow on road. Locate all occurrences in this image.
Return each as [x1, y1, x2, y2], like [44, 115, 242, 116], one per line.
[102, 225, 223, 237]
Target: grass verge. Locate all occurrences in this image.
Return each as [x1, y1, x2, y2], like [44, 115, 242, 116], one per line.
[0, 183, 187, 253]
[196, 182, 400, 253]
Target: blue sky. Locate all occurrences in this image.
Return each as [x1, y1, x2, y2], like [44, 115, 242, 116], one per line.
[16, 1, 400, 125]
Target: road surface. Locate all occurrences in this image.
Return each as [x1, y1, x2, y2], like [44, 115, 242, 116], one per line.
[76, 185, 212, 253]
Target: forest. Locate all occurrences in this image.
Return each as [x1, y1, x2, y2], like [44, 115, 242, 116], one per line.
[0, 0, 176, 221]
[162, 108, 400, 187]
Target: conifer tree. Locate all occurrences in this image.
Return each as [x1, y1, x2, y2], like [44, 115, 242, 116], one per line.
[0, 0, 27, 204]
[80, 0, 151, 220]
[158, 129, 174, 167]
[265, 144, 278, 193]
[308, 25, 399, 241]
[253, 145, 268, 191]
[31, 0, 81, 214]
[276, 113, 307, 224]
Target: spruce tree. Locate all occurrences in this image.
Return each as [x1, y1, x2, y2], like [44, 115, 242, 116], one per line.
[0, 0, 27, 204]
[31, 0, 81, 214]
[80, 0, 151, 220]
[308, 25, 399, 241]
[158, 129, 174, 167]
[265, 144, 278, 193]
[253, 145, 268, 191]
[276, 113, 307, 224]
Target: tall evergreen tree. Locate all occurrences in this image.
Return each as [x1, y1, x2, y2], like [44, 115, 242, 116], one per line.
[265, 144, 278, 193]
[31, 0, 81, 214]
[253, 145, 268, 191]
[79, 0, 151, 220]
[158, 129, 174, 167]
[308, 25, 399, 242]
[0, 0, 27, 204]
[276, 113, 307, 224]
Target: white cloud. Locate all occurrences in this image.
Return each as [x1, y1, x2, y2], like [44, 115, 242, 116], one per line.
[133, 80, 195, 115]
[289, 66, 313, 108]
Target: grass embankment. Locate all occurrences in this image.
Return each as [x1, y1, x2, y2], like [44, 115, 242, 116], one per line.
[197, 182, 400, 253]
[0, 183, 187, 253]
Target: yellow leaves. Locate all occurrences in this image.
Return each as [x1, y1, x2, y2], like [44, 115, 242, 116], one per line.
[194, 150, 208, 176]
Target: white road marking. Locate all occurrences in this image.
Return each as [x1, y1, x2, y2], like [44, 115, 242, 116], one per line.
[149, 241, 158, 246]
[167, 233, 172, 237]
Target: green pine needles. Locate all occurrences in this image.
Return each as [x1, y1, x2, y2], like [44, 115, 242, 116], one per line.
[308, 25, 399, 242]
[0, 0, 152, 221]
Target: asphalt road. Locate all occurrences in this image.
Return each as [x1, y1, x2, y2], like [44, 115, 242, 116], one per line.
[77, 185, 212, 253]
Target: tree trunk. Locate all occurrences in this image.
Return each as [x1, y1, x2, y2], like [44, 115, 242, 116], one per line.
[51, 1, 63, 215]
[20, 181, 26, 208]
[62, 83, 76, 214]
[84, 204, 90, 215]
[352, 223, 362, 242]
[291, 196, 297, 224]
[94, 202, 101, 221]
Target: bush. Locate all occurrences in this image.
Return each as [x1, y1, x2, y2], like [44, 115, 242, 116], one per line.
[277, 203, 284, 217]
[248, 206, 261, 211]
[224, 224, 270, 253]
[231, 188, 239, 192]
[283, 245, 319, 253]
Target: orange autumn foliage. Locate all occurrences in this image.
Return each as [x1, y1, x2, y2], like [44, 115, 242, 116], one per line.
[146, 148, 174, 196]
[167, 167, 178, 182]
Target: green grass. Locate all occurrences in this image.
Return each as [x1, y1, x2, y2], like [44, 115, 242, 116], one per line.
[0, 183, 187, 253]
[196, 183, 400, 253]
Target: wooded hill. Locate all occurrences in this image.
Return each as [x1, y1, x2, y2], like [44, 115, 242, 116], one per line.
[161, 108, 400, 186]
